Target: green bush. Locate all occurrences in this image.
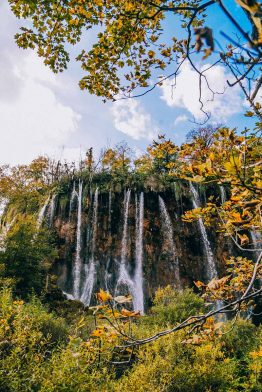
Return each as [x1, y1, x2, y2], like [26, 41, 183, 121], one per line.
[0, 288, 68, 392]
[0, 286, 260, 392]
[0, 216, 57, 298]
[148, 286, 205, 327]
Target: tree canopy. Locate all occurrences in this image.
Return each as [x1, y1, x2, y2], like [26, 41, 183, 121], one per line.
[8, 0, 262, 118]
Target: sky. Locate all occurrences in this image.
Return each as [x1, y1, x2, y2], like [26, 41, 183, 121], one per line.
[0, 1, 258, 165]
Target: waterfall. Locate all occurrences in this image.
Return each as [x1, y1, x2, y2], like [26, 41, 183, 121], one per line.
[0, 199, 7, 244]
[0, 212, 15, 251]
[189, 183, 218, 281]
[69, 181, 78, 220]
[115, 190, 134, 298]
[37, 196, 50, 228]
[189, 183, 226, 316]
[0, 199, 7, 220]
[133, 192, 144, 313]
[48, 194, 57, 227]
[81, 188, 99, 306]
[250, 230, 262, 259]
[73, 181, 83, 299]
[105, 190, 112, 292]
[159, 195, 180, 288]
[120, 190, 131, 270]
[108, 189, 112, 234]
[219, 185, 227, 204]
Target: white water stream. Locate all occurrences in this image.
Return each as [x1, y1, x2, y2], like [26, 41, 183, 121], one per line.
[81, 188, 99, 306]
[190, 183, 218, 281]
[48, 194, 57, 227]
[73, 181, 83, 299]
[159, 195, 181, 288]
[115, 190, 137, 304]
[37, 196, 50, 228]
[133, 192, 145, 313]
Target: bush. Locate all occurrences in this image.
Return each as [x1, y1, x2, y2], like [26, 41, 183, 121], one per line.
[220, 319, 261, 359]
[0, 216, 57, 298]
[0, 288, 68, 392]
[0, 286, 260, 392]
[111, 333, 238, 392]
[149, 286, 205, 327]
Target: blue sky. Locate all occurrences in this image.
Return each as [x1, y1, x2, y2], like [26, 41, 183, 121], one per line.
[0, 1, 258, 165]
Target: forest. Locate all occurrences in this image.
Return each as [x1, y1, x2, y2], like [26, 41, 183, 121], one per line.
[1, 127, 261, 391]
[1, 0, 262, 391]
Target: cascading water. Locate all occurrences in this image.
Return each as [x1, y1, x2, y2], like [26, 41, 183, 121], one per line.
[108, 189, 112, 234]
[73, 181, 83, 299]
[189, 183, 226, 316]
[250, 230, 262, 259]
[37, 196, 50, 228]
[219, 186, 227, 204]
[0, 207, 15, 251]
[120, 190, 131, 270]
[48, 194, 57, 227]
[159, 195, 181, 288]
[0, 199, 7, 246]
[189, 182, 218, 281]
[105, 190, 112, 292]
[133, 192, 144, 313]
[81, 187, 99, 306]
[0, 199, 7, 220]
[115, 190, 134, 298]
[69, 181, 78, 221]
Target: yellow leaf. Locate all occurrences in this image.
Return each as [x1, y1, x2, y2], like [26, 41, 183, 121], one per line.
[96, 289, 112, 302]
[121, 308, 140, 317]
[90, 328, 104, 337]
[194, 280, 206, 289]
[207, 276, 230, 290]
[237, 233, 249, 245]
[209, 152, 215, 161]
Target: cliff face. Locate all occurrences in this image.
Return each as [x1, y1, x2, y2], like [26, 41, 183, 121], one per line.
[47, 179, 237, 311]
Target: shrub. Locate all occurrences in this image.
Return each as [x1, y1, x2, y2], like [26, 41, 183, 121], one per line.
[149, 286, 205, 327]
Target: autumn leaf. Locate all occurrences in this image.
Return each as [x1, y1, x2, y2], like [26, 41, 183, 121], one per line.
[90, 328, 104, 338]
[121, 309, 140, 318]
[96, 289, 112, 302]
[182, 334, 204, 345]
[194, 280, 206, 289]
[114, 295, 132, 304]
[207, 276, 230, 290]
[237, 233, 249, 246]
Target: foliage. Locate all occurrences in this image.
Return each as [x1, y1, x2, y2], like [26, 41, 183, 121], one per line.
[8, 0, 262, 116]
[0, 286, 261, 392]
[0, 287, 68, 392]
[193, 255, 262, 308]
[147, 134, 179, 174]
[111, 319, 261, 392]
[180, 126, 262, 253]
[101, 142, 132, 177]
[0, 125, 261, 390]
[1, 125, 261, 309]
[149, 286, 205, 326]
[0, 215, 57, 298]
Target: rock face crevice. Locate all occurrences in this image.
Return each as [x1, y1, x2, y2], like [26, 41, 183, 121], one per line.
[46, 180, 237, 311]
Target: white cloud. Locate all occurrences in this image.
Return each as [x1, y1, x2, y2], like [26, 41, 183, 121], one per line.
[160, 61, 243, 122]
[111, 99, 156, 140]
[174, 115, 188, 126]
[0, 3, 81, 165]
[0, 53, 81, 165]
